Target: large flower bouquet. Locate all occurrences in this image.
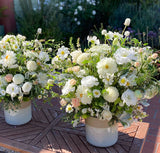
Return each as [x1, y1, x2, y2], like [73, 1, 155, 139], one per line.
[52, 19, 159, 127]
[0, 31, 54, 109]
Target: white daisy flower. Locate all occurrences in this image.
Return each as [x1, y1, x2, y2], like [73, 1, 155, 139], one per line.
[57, 46, 69, 60]
[0, 51, 16, 68]
[119, 76, 128, 86]
[38, 95, 42, 99]
[81, 76, 99, 88]
[12, 44, 19, 51]
[87, 36, 100, 45]
[97, 57, 118, 78]
[102, 74, 114, 86]
[122, 89, 137, 106]
[93, 89, 101, 98]
[66, 104, 73, 113]
[0, 89, 6, 96]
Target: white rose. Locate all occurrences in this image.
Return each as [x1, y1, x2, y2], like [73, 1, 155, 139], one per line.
[27, 61, 37, 71]
[22, 82, 32, 93]
[13, 74, 24, 84]
[124, 18, 131, 26]
[101, 110, 112, 121]
[70, 50, 82, 63]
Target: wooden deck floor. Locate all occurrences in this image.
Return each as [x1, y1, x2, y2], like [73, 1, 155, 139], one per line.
[0, 98, 149, 153]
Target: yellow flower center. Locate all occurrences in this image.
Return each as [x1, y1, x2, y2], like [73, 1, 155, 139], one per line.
[105, 64, 109, 69]
[120, 78, 126, 84]
[106, 78, 110, 81]
[68, 107, 72, 111]
[80, 93, 83, 98]
[122, 53, 128, 57]
[15, 45, 18, 49]
[12, 88, 14, 92]
[3, 45, 6, 49]
[126, 82, 130, 86]
[61, 51, 65, 55]
[95, 91, 99, 95]
[5, 55, 9, 60]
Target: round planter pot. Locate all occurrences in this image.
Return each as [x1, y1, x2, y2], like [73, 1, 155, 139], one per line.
[85, 117, 118, 147]
[4, 101, 32, 125]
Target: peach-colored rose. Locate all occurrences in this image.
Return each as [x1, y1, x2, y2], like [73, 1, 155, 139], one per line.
[67, 67, 73, 72]
[134, 62, 140, 67]
[70, 79, 76, 86]
[151, 53, 158, 59]
[72, 66, 80, 72]
[71, 98, 80, 108]
[5, 74, 13, 82]
[60, 99, 67, 107]
[138, 48, 143, 53]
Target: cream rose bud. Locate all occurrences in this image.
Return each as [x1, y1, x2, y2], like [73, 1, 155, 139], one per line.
[134, 62, 140, 67]
[70, 50, 82, 63]
[124, 18, 131, 26]
[60, 99, 67, 107]
[13, 74, 24, 84]
[5, 74, 13, 82]
[70, 79, 76, 86]
[37, 28, 42, 34]
[101, 29, 107, 35]
[101, 110, 112, 121]
[22, 82, 32, 93]
[124, 31, 130, 37]
[27, 61, 37, 71]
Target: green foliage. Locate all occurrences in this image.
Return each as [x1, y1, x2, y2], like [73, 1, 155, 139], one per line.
[16, 0, 63, 41]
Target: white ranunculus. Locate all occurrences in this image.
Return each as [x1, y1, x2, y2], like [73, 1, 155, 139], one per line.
[57, 46, 69, 60]
[70, 50, 82, 63]
[39, 51, 50, 62]
[101, 110, 112, 121]
[81, 76, 99, 88]
[114, 48, 137, 65]
[22, 82, 32, 93]
[6, 83, 20, 96]
[97, 57, 118, 78]
[103, 86, 119, 102]
[122, 89, 137, 106]
[27, 61, 37, 71]
[76, 53, 90, 65]
[124, 18, 131, 26]
[62, 79, 75, 95]
[13, 74, 24, 84]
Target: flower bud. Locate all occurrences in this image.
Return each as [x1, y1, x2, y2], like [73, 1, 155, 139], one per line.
[37, 28, 42, 34]
[134, 62, 140, 67]
[124, 31, 130, 37]
[151, 53, 158, 59]
[101, 29, 107, 35]
[124, 18, 131, 26]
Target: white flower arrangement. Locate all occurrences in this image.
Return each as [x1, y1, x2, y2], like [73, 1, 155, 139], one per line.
[52, 18, 159, 127]
[0, 32, 55, 109]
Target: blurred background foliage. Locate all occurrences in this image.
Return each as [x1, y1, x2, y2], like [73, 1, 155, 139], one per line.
[15, 0, 160, 48]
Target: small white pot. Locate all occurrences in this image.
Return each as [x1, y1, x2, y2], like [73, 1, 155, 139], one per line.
[4, 101, 32, 125]
[85, 117, 118, 147]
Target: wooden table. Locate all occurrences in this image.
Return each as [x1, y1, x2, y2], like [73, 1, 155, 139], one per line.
[0, 100, 149, 153]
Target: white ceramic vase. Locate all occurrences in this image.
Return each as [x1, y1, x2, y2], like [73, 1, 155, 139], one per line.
[85, 117, 118, 147]
[4, 101, 32, 125]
